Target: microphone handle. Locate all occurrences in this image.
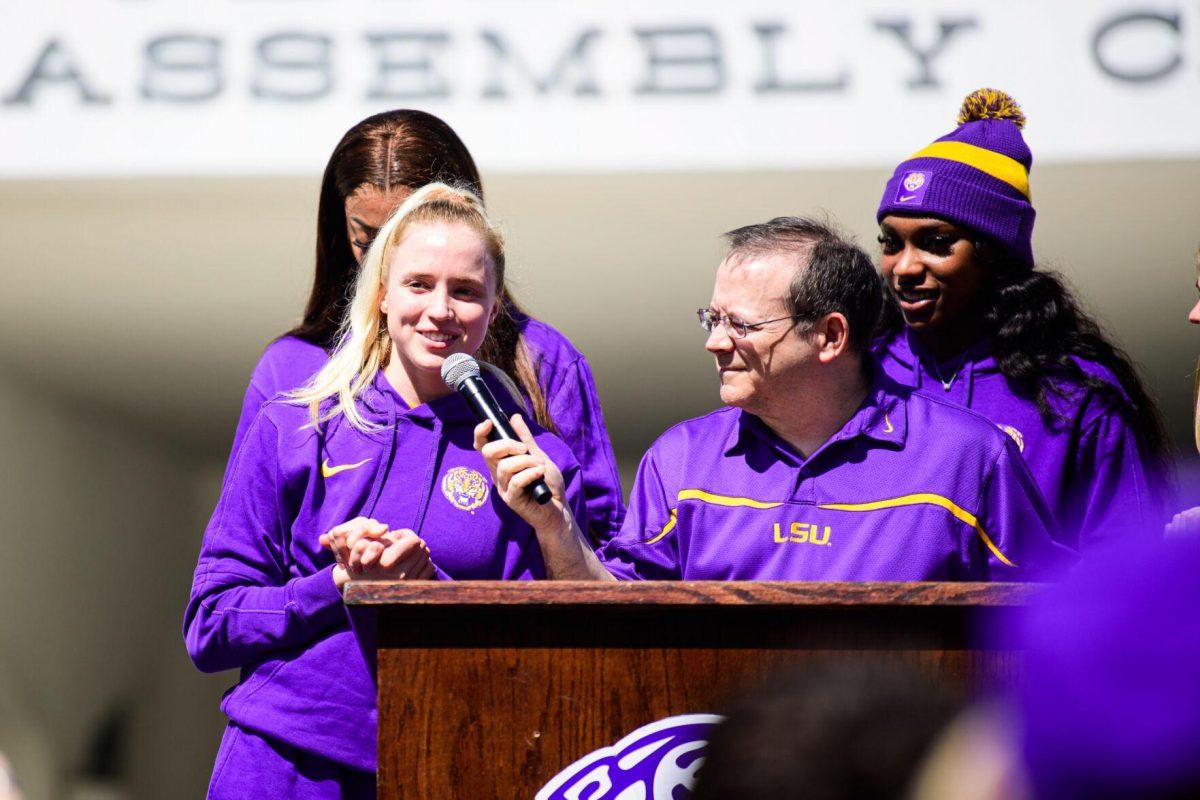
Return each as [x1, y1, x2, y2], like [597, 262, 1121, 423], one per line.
[458, 377, 552, 506]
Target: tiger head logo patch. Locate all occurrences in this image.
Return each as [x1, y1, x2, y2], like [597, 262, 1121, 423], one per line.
[442, 466, 490, 512]
[896, 170, 931, 205]
[998, 424, 1025, 453]
[903, 171, 926, 192]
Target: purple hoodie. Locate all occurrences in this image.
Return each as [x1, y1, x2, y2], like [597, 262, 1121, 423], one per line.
[598, 368, 1073, 581]
[229, 314, 624, 542]
[186, 371, 586, 772]
[875, 329, 1169, 551]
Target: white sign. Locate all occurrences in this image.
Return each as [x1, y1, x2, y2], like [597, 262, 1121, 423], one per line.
[2, 1, 1198, 177]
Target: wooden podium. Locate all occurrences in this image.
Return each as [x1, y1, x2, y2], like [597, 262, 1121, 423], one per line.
[344, 581, 1034, 799]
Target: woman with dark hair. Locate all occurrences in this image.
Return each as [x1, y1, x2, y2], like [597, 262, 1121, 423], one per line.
[874, 88, 1173, 552]
[230, 109, 624, 542]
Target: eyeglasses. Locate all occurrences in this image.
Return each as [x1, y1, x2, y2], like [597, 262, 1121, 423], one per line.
[697, 307, 809, 339]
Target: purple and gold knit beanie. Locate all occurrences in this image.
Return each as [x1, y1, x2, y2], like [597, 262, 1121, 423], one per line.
[877, 88, 1036, 265]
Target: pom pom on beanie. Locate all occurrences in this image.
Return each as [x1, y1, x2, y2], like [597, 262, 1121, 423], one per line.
[877, 88, 1036, 266]
[957, 88, 1026, 129]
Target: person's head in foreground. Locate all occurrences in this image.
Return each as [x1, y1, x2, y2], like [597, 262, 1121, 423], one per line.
[915, 538, 1200, 800]
[1017, 537, 1200, 799]
[691, 662, 960, 800]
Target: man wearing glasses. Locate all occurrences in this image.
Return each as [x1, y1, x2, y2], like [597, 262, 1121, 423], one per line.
[589, 216, 1072, 581]
[477, 216, 1072, 582]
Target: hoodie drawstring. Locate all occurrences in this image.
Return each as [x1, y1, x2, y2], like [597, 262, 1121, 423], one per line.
[408, 416, 442, 536]
[964, 358, 976, 408]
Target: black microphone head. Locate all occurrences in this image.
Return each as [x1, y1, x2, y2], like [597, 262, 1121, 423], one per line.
[440, 353, 480, 391]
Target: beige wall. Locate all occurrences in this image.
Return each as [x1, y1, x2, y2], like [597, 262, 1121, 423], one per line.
[124, 468, 231, 800]
[0, 374, 220, 798]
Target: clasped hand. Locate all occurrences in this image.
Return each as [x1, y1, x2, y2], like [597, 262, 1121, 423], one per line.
[319, 517, 436, 589]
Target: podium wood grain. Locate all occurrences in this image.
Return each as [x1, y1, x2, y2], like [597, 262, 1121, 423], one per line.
[345, 581, 1034, 799]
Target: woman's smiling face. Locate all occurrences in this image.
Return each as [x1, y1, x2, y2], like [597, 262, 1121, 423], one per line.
[380, 220, 497, 381]
[878, 215, 988, 337]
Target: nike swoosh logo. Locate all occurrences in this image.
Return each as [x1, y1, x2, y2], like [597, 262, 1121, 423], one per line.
[883, 413, 894, 434]
[898, 194, 918, 202]
[321, 457, 371, 478]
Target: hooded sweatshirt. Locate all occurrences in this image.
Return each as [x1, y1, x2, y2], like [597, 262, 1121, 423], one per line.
[229, 313, 624, 542]
[185, 370, 586, 772]
[875, 328, 1169, 551]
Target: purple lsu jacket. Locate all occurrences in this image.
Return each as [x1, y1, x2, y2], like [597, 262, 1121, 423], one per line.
[597, 369, 1075, 581]
[229, 313, 625, 542]
[875, 329, 1171, 552]
[185, 371, 586, 773]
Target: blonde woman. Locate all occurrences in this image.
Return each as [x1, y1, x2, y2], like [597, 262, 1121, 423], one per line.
[185, 184, 587, 799]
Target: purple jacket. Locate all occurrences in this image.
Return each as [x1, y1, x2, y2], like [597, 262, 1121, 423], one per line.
[875, 329, 1169, 551]
[598, 370, 1073, 581]
[186, 371, 586, 772]
[230, 315, 624, 541]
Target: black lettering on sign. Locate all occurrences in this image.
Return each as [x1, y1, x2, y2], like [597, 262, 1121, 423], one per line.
[633, 26, 724, 95]
[366, 32, 451, 99]
[480, 28, 602, 98]
[753, 22, 849, 93]
[141, 34, 223, 103]
[873, 18, 978, 89]
[4, 39, 112, 106]
[253, 32, 333, 101]
[1092, 11, 1181, 83]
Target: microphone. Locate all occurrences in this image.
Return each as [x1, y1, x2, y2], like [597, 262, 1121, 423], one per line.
[441, 353, 552, 506]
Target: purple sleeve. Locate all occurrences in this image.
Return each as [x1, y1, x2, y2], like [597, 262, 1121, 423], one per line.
[228, 376, 270, 464]
[974, 439, 1076, 581]
[184, 414, 346, 673]
[533, 431, 591, 552]
[227, 337, 328, 473]
[545, 355, 626, 546]
[596, 449, 681, 580]
[563, 448, 591, 545]
[1069, 411, 1168, 550]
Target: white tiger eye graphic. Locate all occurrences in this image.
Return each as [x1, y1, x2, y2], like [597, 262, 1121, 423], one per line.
[537, 714, 722, 800]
